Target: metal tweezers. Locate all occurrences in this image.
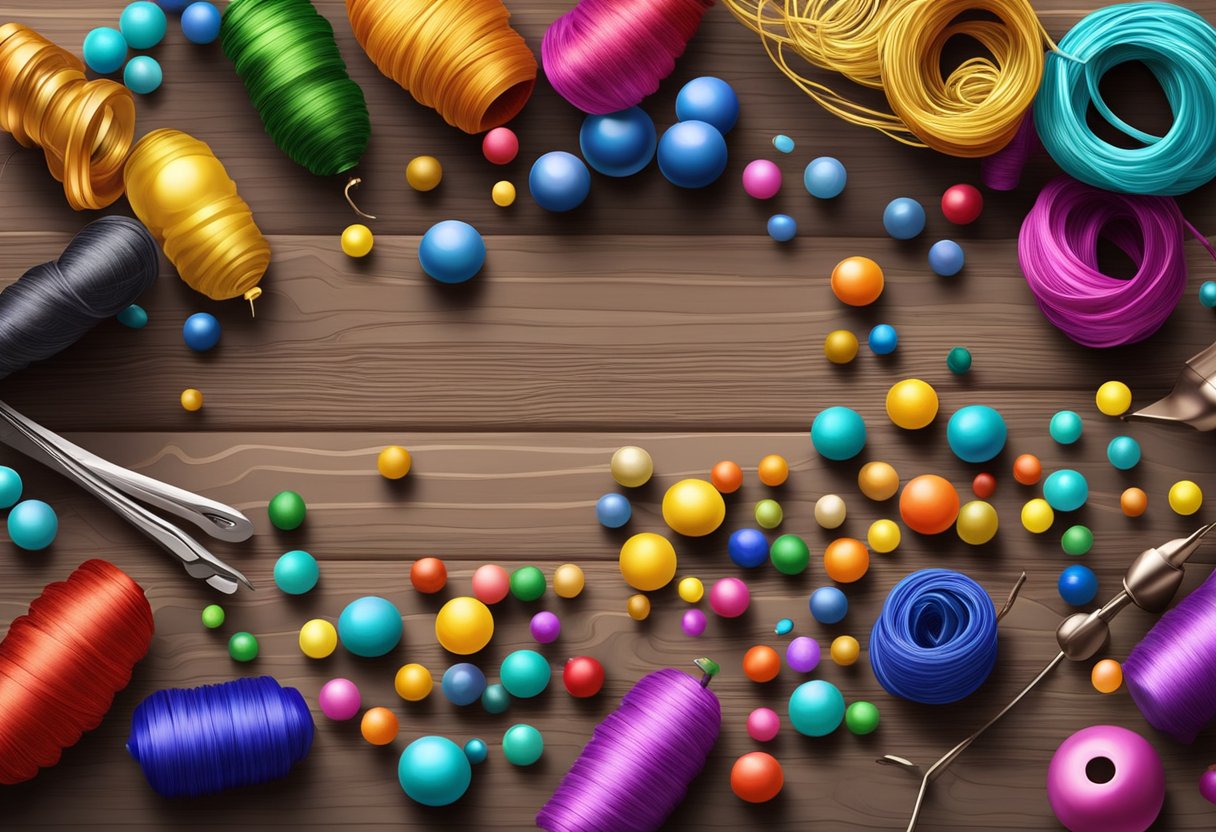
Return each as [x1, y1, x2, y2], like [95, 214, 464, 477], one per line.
[0, 401, 254, 593]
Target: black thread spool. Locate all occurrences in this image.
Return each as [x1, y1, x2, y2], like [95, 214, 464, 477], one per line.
[0, 216, 159, 380]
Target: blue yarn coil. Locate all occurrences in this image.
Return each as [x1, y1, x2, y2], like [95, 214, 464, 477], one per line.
[127, 676, 314, 797]
[1035, 2, 1216, 196]
[869, 569, 999, 705]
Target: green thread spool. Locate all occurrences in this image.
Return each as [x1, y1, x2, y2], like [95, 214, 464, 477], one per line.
[221, 0, 370, 177]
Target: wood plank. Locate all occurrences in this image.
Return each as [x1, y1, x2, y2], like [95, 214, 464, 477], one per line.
[1, 2, 1212, 237]
[3, 233, 1215, 432]
[1, 431, 1214, 829]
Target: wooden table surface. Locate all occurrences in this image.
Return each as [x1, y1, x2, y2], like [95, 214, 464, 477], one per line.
[3, 1, 1216, 829]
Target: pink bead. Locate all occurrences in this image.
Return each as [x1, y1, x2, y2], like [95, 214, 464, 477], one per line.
[681, 608, 707, 637]
[472, 564, 510, 604]
[1046, 725, 1164, 832]
[1200, 767, 1216, 805]
[318, 677, 361, 721]
[709, 577, 750, 618]
[747, 707, 780, 742]
[742, 160, 782, 200]
[530, 610, 561, 644]
[483, 127, 520, 165]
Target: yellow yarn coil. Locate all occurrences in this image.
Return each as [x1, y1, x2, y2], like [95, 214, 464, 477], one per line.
[124, 129, 270, 304]
[723, 0, 1058, 156]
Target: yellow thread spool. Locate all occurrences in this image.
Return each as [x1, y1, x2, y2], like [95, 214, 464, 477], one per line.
[0, 23, 135, 210]
[124, 129, 270, 305]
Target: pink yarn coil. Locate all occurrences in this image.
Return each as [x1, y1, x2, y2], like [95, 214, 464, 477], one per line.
[1018, 176, 1215, 348]
[542, 0, 714, 114]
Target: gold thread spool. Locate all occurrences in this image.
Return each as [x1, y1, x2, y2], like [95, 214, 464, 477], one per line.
[124, 129, 270, 306]
[0, 23, 135, 210]
[345, 0, 537, 134]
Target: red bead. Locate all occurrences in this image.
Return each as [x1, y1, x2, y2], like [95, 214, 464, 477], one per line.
[563, 656, 605, 698]
[973, 472, 997, 499]
[410, 557, 447, 594]
[941, 184, 983, 225]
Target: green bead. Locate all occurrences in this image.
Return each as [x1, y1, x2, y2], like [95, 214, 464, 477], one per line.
[755, 499, 783, 529]
[946, 347, 972, 374]
[845, 700, 880, 735]
[228, 631, 259, 662]
[510, 566, 546, 601]
[770, 533, 810, 575]
[1061, 524, 1094, 556]
[201, 604, 225, 629]
[268, 490, 307, 530]
[502, 723, 544, 766]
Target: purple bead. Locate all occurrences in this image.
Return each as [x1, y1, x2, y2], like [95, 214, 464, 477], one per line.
[1200, 768, 1216, 805]
[529, 611, 561, 644]
[1046, 725, 1164, 832]
[681, 609, 707, 637]
[786, 636, 821, 673]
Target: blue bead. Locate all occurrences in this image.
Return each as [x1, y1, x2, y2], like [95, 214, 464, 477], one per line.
[788, 679, 845, 736]
[157, 0, 193, 10]
[528, 151, 591, 212]
[0, 466, 22, 509]
[398, 736, 471, 807]
[657, 121, 728, 189]
[1058, 564, 1098, 606]
[83, 28, 128, 75]
[810, 406, 867, 461]
[180, 2, 221, 44]
[182, 312, 221, 351]
[273, 549, 319, 595]
[1043, 469, 1089, 512]
[883, 197, 926, 239]
[579, 107, 656, 178]
[868, 323, 898, 355]
[809, 586, 848, 624]
[1201, 281, 1216, 308]
[728, 528, 769, 568]
[1106, 436, 1142, 470]
[946, 405, 1007, 463]
[803, 157, 847, 199]
[120, 2, 167, 49]
[481, 683, 510, 714]
[774, 617, 794, 635]
[1049, 410, 1083, 445]
[123, 55, 163, 95]
[772, 134, 795, 154]
[928, 239, 965, 276]
[117, 304, 148, 329]
[463, 738, 488, 765]
[595, 493, 632, 528]
[8, 499, 58, 551]
[337, 596, 403, 657]
[674, 76, 739, 134]
[767, 214, 797, 242]
[442, 663, 488, 706]
[419, 220, 486, 283]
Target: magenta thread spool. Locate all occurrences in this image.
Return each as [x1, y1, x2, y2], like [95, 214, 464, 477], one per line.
[1045, 725, 1164, 832]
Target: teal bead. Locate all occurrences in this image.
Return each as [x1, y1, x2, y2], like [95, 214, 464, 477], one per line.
[1043, 469, 1089, 512]
[117, 304, 148, 329]
[946, 347, 972, 374]
[8, 499, 58, 550]
[502, 723, 544, 766]
[0, 466, 23, 509]
[124, 56, 163, 95]
[119, 2, 167, 49]
[499, 649, 550, 698]
[274, 549, 319, 594]
[481, 683, 510, 714]
[83, 28, 127, 75]
[398, 736, 471, 806]
[774, 618, 794, 635]
[789, 679, 845, 736]
[1049, 410, 1084, 445]
[1106, 436, 1141, 470]
[463, 738, 488, 764]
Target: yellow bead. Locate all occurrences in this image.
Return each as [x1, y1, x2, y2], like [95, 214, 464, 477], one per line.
[434, 596, 495, 655]
[678, 576, 704, 603]
[619, 532, 677, 591]
[1169, 480, 1204, 515]
[956, 500, 999, 545]
[867, 519, 901, 553]
[858, 461, 899, 501]
[831, 635, 860, 666]
[341, 223, 374, 258]
[627, 593, 651, 621]
[492, 180, 516, 207]
[824, 329, 859, 364]
[377, 445, 412, 479]
[662, 479, 725, 537]
[1021, 498, 1054, 533]
[1095, 380, 1132, 416]
[180, 388, 203, 411]
[1091, 659, 1123, 694]
[553, 563, 585, 598]
[394, 662, 433, 701]
[611, 445, 653, 488]
[405, 155, 443, 191]
[298, 618, 338, 659]
[885, 378, 939, 430]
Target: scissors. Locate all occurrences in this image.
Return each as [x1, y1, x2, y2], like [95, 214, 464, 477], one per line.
[0, 400, 254, 593]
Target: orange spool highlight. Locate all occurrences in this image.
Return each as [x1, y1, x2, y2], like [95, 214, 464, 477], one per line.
[0, 23, 135, 210]
[345, 0, 537, 134]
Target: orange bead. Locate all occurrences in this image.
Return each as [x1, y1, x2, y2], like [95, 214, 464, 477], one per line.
[410, 557, 447, 594]
[830, 256, 884, 306]
[711, 460, 744, 494]
[360, 706, 399, 745]
[757, 454, 789, 487]
[1012, 454, 1042, 485]
[1091, 659, 1123, 694]
[742, 645, 782, 683]
[730, 751, 784, 803]
[972, 472, 996, 499]
[823, 537, 870, 583]
[1121, 487, 1148, 517]
[899, 474, 961, 535]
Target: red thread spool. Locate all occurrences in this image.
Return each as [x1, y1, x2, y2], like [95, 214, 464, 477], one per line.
[0, 559, 154, 784]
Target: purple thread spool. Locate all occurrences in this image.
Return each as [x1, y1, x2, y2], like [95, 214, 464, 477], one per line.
[537, 663, 721, 831]
[1124, 568, 1216, 743]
